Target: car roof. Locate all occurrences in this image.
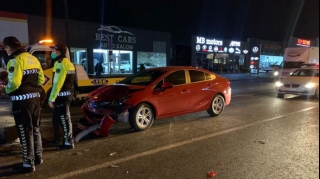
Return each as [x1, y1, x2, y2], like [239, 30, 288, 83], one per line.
[299, 66, 319, 70]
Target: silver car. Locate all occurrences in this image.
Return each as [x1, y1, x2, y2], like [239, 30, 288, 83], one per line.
[275, 67, 319, 98]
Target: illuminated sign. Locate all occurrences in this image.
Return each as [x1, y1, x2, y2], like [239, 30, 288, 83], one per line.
[196, 45, 200, 51]
[252, 47, 259, 53]
[95, 25, 136, 50]
[229, 41, 241, 47]
[243, 49, 248, 54]
[196, 37, 206, 44]
[228, 48, 235, 53]
[297, 38, 311, 47]
[235, 48, 241, 54]
[196, 36, 223, 46]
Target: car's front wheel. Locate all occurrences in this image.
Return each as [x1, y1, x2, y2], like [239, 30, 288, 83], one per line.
[207, 94, 225, 117]
[129, 103, 154, 131]
[315, 87, 319, 99]
[277, 93, 285, 98]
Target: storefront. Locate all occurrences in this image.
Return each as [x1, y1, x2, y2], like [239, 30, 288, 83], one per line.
[27, 15, 171, 76]
[247, 38, 284, 73]
[191, 36, 249, 73]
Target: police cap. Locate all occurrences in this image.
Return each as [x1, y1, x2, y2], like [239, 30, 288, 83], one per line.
[50, 43, 67, 55]
[2, 36, 21, 49]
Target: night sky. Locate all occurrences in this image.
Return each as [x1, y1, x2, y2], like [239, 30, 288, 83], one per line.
[1, 0, 319, 42]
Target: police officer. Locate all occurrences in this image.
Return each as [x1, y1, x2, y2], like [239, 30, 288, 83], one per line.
[48, 43, 76, 150]
[3, 36, 45, 173]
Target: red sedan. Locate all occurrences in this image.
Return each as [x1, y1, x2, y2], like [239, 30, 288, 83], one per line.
[76, 66, 231, 140]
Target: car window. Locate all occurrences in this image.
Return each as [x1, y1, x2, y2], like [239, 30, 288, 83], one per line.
[205, 72, 215, 80]
[163, 70, 186, 85]
[282, 62, 305, 69]
[189, 70, 205, 82]
[118, 70, 166, 85]
[291, 69, 319, 77]
[32, 51, 51, 70]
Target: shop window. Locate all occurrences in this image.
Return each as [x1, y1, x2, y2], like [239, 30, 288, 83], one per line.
[93, 49, 133, 75]
[137, 52, 167, 71]
[71, 48, 87, 72]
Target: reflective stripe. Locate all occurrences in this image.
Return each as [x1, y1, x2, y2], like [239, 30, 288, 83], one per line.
[67, 71, 75, 74]
[58, 91, 72, 96]
[11, 92, 40, 101]
[22, 69, 40, 75]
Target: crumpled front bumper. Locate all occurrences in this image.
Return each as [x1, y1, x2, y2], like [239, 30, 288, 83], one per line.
[78, 102, 129, 137]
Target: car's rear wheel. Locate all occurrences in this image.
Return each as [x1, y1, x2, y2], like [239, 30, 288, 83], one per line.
[207, 94, 225, 117]
[277, 93, 285, 98]
[129, 103, 154, 131]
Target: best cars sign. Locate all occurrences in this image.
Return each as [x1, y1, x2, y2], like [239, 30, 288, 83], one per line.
[95, 25, 137, 50]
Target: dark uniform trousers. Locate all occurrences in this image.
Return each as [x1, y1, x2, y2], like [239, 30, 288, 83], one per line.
[12, 98, 42, 166]
[52, 96, 74, 144]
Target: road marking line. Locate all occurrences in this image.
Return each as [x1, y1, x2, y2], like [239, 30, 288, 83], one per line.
[48, 106, 318, 179]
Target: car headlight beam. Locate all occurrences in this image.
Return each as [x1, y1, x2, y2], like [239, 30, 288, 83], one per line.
[275, 81, 283, 87]
[305, 82, 316, 88]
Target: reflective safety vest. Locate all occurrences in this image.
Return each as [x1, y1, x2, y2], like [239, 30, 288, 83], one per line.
[49, 57, 76, 102]
[6, 51, 45, 98]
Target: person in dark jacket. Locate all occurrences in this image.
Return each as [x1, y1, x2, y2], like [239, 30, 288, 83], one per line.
[95, 59, 103, 77]
[3, 36, 45, 173]
[48, 43, 76, 150]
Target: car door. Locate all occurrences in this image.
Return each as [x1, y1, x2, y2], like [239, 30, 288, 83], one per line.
[156, 70, 190, 116]
[188, 70, 216, 112]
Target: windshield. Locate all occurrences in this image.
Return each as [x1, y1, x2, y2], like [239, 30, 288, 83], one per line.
[291, 69, 319, 77]
[118, 70, 166, 85]
[282, 61, 305, 69]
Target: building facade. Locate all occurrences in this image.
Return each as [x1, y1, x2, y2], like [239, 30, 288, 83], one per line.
[27, 15, 172, 76]
[191, 35, 250, 73]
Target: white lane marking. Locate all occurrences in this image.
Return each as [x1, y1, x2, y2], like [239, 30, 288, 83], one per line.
[48, 106, 318, 179]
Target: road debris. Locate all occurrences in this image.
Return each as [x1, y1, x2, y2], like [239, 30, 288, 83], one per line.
[254, 140, 265, 144]
[206, 171, 218, 178]
[110, 152, 117, 156]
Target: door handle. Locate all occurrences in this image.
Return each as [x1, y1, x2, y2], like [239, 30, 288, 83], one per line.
[181, 89, 190, 93]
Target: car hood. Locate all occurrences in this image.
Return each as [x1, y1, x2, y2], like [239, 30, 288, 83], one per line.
[88, 84, 145, 102]
[281, 76, 319, 84]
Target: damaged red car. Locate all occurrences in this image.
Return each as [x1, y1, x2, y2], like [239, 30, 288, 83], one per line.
[76, 66, 231, 141]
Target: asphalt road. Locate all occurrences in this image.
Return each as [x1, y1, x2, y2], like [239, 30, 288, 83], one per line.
[0, 78, 319, 179]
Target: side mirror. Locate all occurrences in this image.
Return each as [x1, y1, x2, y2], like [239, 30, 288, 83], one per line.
[161, 82, 173, 90]
[153, 82, 174, 94]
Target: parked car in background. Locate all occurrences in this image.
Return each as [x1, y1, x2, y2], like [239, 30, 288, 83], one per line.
[137, 63, 156, 71]
[120, 61, 131, 72]
[275, 66, 319, 99]
[76, 66, 232, 140]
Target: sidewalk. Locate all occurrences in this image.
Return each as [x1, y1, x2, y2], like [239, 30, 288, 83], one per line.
[217, 72, 272, 80]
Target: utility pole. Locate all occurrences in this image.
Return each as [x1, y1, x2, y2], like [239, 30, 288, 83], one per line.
[63, 0, 71, 57]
